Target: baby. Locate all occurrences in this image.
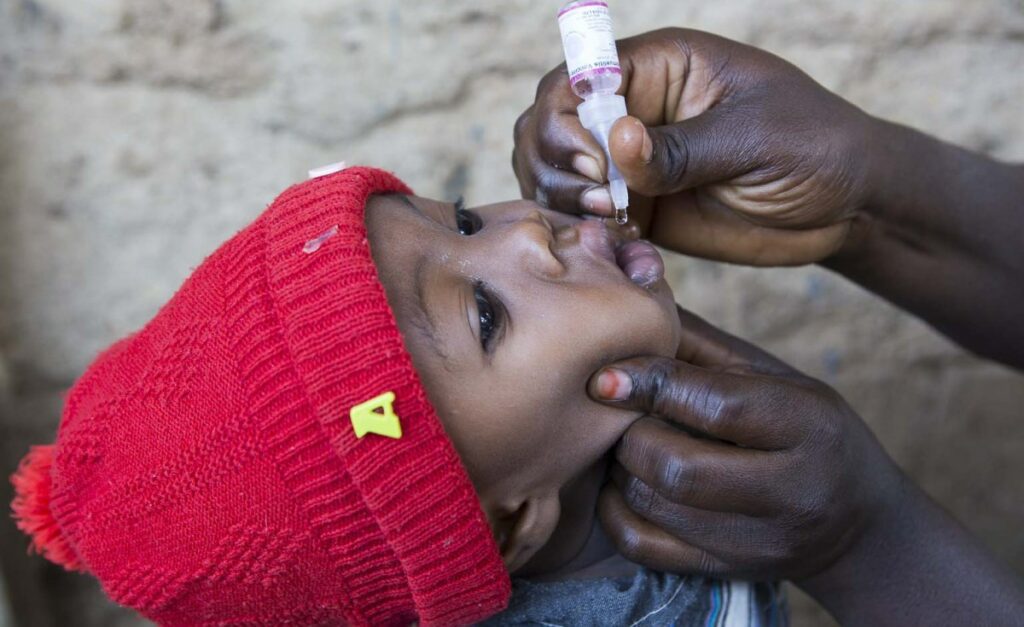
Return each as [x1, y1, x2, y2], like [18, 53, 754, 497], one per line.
[11, 167, 780, 625]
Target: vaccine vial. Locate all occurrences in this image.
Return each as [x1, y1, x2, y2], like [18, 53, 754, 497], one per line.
[558, 0, 629, 224]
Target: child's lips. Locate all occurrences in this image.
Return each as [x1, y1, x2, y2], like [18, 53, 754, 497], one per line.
[615, 240, 665, 289]
[571, 219, 665, 289]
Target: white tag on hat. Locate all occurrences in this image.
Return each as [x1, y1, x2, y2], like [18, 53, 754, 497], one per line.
[308, 161, 348, 179]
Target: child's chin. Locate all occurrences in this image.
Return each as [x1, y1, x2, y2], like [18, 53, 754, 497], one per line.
[650, 289, 683, 357]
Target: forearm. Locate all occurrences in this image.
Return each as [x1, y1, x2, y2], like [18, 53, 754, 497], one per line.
[798, 474, 1024, 626]
[825, 118, 1024, 369]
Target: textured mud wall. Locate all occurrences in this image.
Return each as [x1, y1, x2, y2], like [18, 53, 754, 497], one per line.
[1, 1, 1022, 625]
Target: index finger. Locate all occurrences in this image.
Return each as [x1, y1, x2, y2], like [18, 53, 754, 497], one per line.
[532, 65, 609, 177]
[613, 418, 783, 511]
[513, 67, 617, 216]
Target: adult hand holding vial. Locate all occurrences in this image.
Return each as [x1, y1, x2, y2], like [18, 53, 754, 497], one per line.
[513, 28, 875, 265]
[557, 0, 630, 224]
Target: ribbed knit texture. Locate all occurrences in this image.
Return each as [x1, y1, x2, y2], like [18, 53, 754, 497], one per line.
[10, 167, 511, 626]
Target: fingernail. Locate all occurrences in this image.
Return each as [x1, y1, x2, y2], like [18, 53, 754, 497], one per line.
[639, 124, 654, 163]
[591, 368, 631, 401]
[581, 187, 613, 213]
[573, 154, 603, 182]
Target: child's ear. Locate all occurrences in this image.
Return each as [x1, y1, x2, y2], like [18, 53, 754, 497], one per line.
[487, 494, 561, 574]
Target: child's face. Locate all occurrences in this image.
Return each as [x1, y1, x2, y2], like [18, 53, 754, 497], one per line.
[366, 194, 680, 575]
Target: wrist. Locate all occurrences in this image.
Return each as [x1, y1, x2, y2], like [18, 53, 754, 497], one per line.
[822, 114, 894, 267]
[798, 469, 1024, 626]
[822, 112, 930, 274]
[795, 468, 913, 610]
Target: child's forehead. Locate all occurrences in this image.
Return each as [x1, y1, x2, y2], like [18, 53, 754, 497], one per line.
[369, 193, 450, 223]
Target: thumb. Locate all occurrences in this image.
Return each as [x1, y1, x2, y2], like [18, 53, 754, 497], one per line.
[609, 113, 752, 196]
[587, 356, 801, 450]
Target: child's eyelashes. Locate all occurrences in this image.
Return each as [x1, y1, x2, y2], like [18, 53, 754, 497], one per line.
[473, 281, 506, 354]
[454, 196, 482, 236]
[452, 198, 505, 354]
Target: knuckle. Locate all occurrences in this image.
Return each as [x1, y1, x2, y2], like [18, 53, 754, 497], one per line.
[785, 490, 830, 533]
[803, 398, 844, 450]
[657, 128, 692, 186]
[532, 166, 559, 197]
[749, 379, 813, 444]
[700, 388, 744, 433]
[717, 392, 747, 422]
[755, 517, 805, 564]
[695, 549, 719, 577]
[763, 533, 802, 567]
[531, 168, 574, 211]
[748, 376, 785, 408]
[635, 358, 683, 415]
[658, 454, 696, 503]
[617, 471, 643, 501]
[513, 107, 533, 140]
[818, 417, 844, 449]
[625, 477, 660, 516]
[537, 116, 571, 157]
[536, 65, 569, 99]
[533, 185, 551, 208]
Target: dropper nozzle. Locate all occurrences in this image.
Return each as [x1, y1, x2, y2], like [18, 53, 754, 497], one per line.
[608, 168, 629, 224]
[577, 94, 629, 224]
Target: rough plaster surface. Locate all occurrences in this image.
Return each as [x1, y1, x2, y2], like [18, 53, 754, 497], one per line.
[1, 0, 1022, 625]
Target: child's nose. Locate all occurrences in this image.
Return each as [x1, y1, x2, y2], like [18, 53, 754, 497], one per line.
[505, 211, 566, 279]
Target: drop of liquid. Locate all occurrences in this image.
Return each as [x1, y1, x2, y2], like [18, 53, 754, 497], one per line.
[614, 207, 628, 225]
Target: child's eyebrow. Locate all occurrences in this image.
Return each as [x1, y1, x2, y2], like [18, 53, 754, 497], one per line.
[393, 195, 457, 371]
[411, 262, 453, 368]
[395, 194, 426, 218]
[394, 194, 456, 232]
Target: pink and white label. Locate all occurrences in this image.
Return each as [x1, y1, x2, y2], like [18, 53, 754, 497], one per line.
[558, 1, 621, 86]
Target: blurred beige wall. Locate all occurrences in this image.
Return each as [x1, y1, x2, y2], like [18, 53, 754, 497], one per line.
[1, 1, 1022, 625]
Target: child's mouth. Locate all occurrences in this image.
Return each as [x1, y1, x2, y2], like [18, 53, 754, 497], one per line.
[615, 239, 664, 289]
[573, 219, 665, 289]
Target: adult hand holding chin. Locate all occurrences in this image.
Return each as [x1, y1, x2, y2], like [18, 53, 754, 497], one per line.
[587, 306, 904, 582]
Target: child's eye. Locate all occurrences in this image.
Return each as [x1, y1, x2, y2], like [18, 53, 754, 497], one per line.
[454, 197, 482, 236]
[473, 283, 504, 352]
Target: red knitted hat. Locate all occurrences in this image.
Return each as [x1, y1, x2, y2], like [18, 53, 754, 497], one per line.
[10, 166, 511, 626]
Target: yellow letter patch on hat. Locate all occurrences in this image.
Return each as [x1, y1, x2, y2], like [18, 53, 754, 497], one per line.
[349, 391, 402, 439]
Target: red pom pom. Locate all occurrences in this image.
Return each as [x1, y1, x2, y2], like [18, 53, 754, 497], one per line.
[10, 445, 85, 571]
